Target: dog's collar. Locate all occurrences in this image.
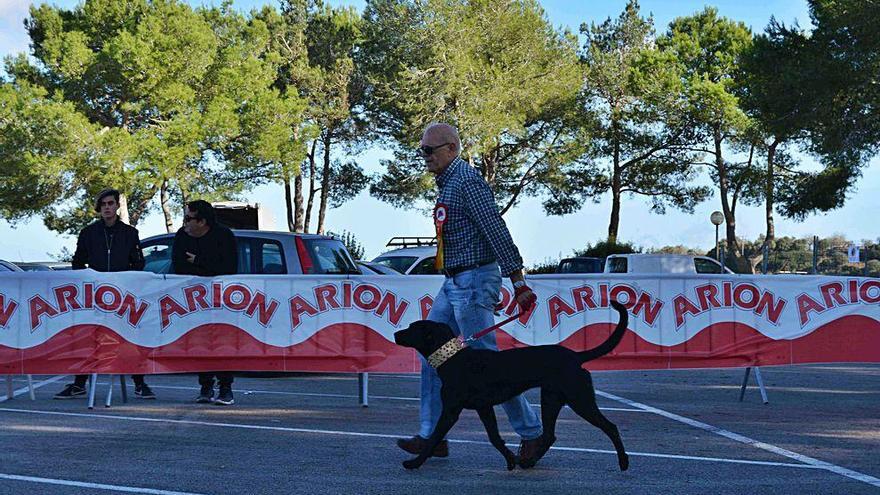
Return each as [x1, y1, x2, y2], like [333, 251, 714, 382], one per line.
[427, 336, 466, 368]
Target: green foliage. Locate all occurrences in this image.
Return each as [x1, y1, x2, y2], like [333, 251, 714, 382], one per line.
[574, 240, 639, 258]
[649, 245, 702, 255]
[803, 0, 880, 165]
[657, 8, 756, 268]
[738, 0, 880, 220]
[576, 1, 711, 242]
[328, 230, 365, 259]
[0, 82, 96, 222]
[48, 247, 74, 263]
[526, 258, 559, 275]
[258, 1, 370, 232]
[361, 0, 587, 215]
[3, 0, 303, 234]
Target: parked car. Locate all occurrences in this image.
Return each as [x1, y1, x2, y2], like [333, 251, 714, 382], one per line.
[356, 260, 403, 275]
[13, 262, 56, 272]
[556, 257, 604, 274]
[603, 254, 734, 274]
[0, 260, 23, 272]
[371, 237, 440, 275]
[140, 230, 360, 275]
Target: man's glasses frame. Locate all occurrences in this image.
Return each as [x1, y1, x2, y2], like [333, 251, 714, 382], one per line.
[417, 142, 453, 157]
[183, 215, 200, 224]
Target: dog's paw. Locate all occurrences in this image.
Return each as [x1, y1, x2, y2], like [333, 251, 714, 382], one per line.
[619, 453, 629, 471]
[403, 458, 423, 470]
[505, 455, 518, 471]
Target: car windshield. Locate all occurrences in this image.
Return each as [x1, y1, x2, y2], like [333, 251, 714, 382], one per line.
[143, 242, 173, 274]
[558, 259, 602, 274]
[607, 257, 628, 273]
[372, 256, 418, 274]
[302, 238, 360, 274]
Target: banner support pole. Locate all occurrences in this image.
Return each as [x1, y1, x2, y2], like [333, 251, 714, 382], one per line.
[87, 373, 98, 409]
[739, 367, 769, 404]
[358, 372, 369, 407]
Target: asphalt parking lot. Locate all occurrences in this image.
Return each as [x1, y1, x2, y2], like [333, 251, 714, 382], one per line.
[1, 364, 878, 495]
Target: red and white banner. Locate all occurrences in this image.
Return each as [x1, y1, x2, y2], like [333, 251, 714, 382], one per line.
[0, 271, 878, 374]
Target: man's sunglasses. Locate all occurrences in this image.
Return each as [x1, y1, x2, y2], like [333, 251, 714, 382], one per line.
[417, 142, 453, 157]
[183, 215, 200, 223]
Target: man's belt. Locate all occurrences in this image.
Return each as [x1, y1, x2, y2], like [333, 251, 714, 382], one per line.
[441, 259, 496, 277]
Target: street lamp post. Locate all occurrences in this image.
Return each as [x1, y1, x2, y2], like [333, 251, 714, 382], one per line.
[710, 211, 724, 262]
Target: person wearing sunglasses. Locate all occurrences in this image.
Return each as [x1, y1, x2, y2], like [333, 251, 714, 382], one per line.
[396, 122, 544, 468]
[171, 200, 238, 405]
[54, 188, 155, 400]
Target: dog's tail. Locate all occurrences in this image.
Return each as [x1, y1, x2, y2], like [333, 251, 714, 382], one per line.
[577, 300, 629, 364]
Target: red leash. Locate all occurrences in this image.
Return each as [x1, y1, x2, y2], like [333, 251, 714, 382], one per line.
[464, 311, 523, 343]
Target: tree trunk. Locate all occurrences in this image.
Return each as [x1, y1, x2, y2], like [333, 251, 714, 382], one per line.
[304, 138, 318, 233]
[608, 125, 622, 245]
[118, 193, 130, 225]
[161, 179, 174, 233]
[317, 132, 332, 235]
[128, 200, 149, 227]
[294, 172, 304, 233]
[283, 169, 295, 232]
[764, 140, 778, 248]
[483, 148, 497, 186]
[715, 129, 740, 263]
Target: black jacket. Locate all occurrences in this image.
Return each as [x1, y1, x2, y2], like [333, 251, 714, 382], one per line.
[72, 219, 144, 272]
[171, 225, 238, 276]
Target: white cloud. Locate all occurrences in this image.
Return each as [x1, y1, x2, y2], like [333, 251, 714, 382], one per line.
[0, 0, 30, 18]
[0, 0, 32, 59]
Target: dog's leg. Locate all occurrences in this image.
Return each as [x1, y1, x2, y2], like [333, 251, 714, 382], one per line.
[403, 406, 462, 470]
[536, 388, 564, 458]
[566, 381, 629, 471]
[476, 406, 518, 470]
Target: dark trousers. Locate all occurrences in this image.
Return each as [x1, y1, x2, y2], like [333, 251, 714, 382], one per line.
[74, 374, 146, 387]
[198, 372, 233, 389]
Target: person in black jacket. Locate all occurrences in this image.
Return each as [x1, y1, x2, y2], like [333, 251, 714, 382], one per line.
[54, 189, 156, 400]
[172, 200, 238, 405]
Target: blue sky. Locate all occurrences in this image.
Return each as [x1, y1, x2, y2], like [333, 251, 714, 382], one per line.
[1, 0, 877, 264]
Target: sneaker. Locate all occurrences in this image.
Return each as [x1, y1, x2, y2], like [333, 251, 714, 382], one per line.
[195, 385, 214, 404]
[214, 387, 234, 406]
[134, 384, 156, 399]
[396, 436, 449, 457]
[53, 384, 87, 400]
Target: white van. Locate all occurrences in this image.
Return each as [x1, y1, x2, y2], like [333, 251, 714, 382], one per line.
[603, 254, 734, 274]
[371, 237, 440, 275]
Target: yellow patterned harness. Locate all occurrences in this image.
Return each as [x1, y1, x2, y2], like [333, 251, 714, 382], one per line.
[427, 336, 466, 368]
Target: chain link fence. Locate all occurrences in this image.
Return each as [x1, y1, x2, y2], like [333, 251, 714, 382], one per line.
[725, 236, 880, 276]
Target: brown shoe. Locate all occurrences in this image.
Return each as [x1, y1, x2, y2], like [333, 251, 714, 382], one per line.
[518, 437, 544, 468]
[396, 436, 449, 458]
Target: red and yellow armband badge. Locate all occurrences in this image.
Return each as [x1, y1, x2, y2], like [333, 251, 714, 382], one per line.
[434, 203, 448, 271]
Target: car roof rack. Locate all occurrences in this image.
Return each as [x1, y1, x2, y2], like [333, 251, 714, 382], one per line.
[386, 236, 437, 248]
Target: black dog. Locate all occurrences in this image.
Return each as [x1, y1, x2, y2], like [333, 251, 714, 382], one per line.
[393, 300, 630, 471]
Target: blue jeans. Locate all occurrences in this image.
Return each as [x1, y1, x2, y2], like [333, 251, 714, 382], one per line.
[418, 262, 542, 440]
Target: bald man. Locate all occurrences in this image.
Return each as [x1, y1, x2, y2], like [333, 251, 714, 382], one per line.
[396, 122, 546, 468]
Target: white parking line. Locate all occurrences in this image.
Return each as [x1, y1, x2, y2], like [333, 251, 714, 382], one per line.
[144, 384, 648, 413]
[596, 389, 880, 488]
[0, 472, 206, 495]
[0, 375, 66, 403]
[0, 407, 822, 470]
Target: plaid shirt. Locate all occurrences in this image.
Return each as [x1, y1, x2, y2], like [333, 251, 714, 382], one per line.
[435, 157, 524, 276]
